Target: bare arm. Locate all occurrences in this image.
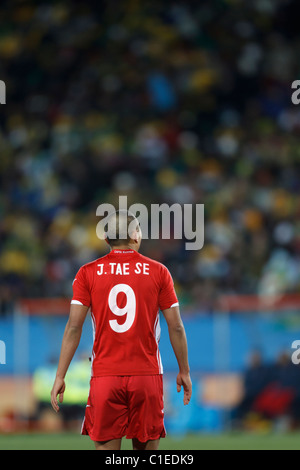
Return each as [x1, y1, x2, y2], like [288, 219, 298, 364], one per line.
[50, 303, 89, 412]
[162, 306, 192, 405]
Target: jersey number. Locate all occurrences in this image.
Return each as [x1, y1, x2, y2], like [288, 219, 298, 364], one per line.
[108, 284, 136, 333]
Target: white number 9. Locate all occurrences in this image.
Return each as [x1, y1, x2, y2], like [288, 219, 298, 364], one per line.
[108, 284, 136, 333]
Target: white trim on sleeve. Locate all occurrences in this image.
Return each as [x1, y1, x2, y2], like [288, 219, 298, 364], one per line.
[71, 300, 84, 305]
[170, 302, 179, 308]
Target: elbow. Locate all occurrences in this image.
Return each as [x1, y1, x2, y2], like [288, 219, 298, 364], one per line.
[66, 322, 82, 339]
[169, 322, 185, 335]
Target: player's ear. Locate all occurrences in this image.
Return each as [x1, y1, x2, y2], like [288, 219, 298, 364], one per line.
[131, 228, 140, 244]
[104, 234, 110, 246]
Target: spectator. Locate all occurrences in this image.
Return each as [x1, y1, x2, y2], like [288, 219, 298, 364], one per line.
[232, 351, 273, 426]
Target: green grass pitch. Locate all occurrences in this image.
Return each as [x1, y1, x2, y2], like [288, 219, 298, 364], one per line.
[0, 432, 300, 450]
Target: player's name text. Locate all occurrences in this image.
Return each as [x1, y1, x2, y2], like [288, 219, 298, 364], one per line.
[97, 262, 149, 276]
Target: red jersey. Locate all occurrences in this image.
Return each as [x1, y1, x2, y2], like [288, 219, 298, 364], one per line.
[71, 249, 178, 376]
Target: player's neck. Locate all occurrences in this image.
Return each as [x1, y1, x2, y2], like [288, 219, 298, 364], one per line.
[110, 244, 139, 252]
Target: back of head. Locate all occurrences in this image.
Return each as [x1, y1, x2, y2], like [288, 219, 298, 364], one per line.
[105, 210, 139, 247]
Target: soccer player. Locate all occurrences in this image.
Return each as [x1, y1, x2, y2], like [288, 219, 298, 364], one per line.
[51, 210, 192, 450]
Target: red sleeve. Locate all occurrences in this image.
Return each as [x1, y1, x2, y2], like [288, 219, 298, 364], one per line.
[71, 266, 91, 307]
[158, 265, 179, 311]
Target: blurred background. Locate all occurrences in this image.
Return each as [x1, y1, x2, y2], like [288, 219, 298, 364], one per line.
[1, 0, 300, 448]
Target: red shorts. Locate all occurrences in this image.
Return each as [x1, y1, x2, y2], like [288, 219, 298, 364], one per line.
[81, 375, 166, 443]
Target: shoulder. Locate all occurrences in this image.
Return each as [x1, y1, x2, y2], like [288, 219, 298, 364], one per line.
[137, 252, 169, 274]
[78, 253, 110, 272]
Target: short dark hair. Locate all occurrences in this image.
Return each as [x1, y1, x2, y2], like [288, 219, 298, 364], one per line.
[105, 210, 139, 247]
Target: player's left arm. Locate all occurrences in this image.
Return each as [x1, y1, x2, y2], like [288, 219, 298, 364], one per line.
[162, 305, 192, 405]
[159, 265, 192, 405]
[51, 303, 89, 412]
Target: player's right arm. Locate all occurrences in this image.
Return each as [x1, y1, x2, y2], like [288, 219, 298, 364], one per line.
[51, 303, 89, 412]
[162, 305, 192, 405]
[51, 266, 91, 412]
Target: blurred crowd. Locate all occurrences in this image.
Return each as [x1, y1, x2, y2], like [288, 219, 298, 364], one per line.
[1, 0, 300, 314]
[232, 350, 300, 431]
